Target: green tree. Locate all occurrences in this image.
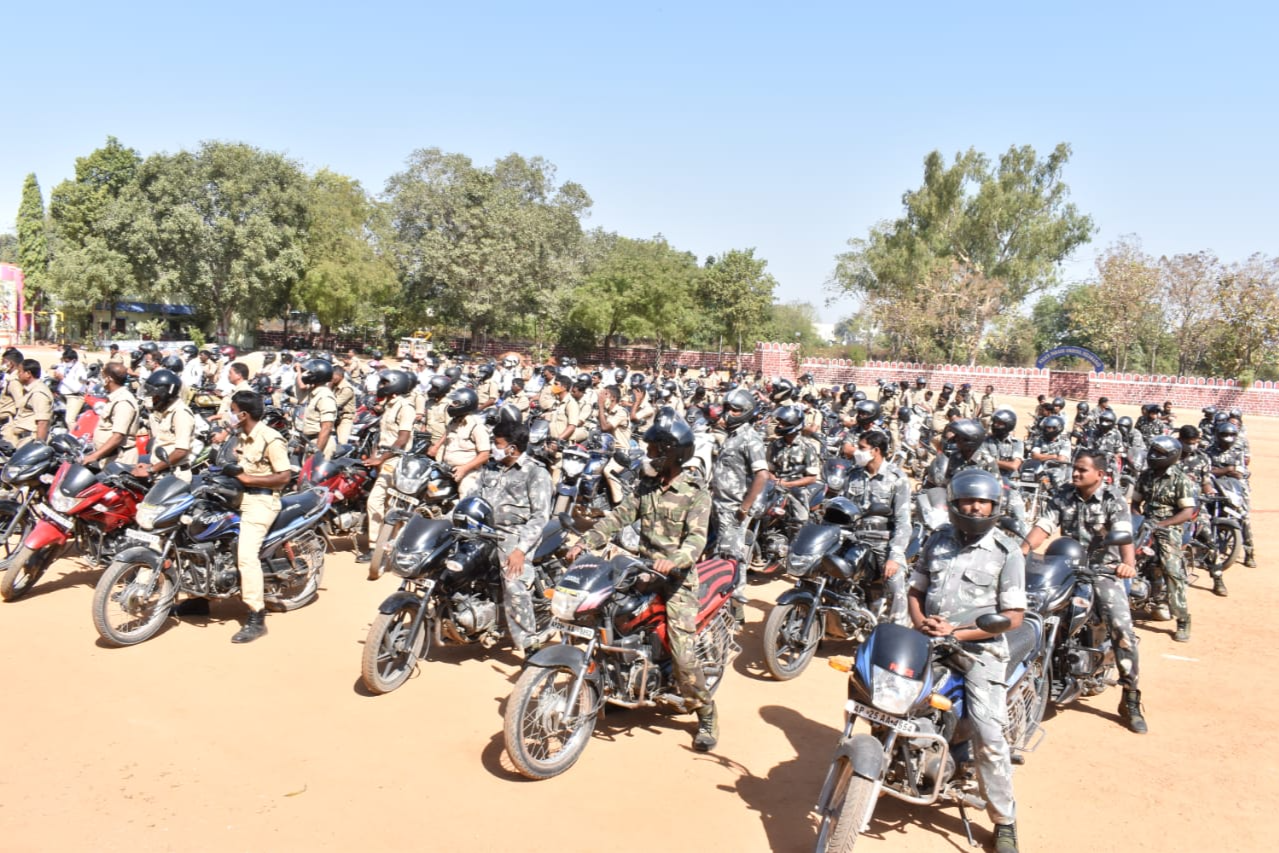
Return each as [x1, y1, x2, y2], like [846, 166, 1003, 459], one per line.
[831, 144, 1095, 364]
[0, 232, 16, 263]
[1202, 254, 1279, 381]
[118, 141, 311, 342]
[16, 173, 49, 306]
[1069, 237, 1165, 372]
[1159, 250, 1222, 375]
[700, 248, 776, 354]
[765, 301, 825, 350]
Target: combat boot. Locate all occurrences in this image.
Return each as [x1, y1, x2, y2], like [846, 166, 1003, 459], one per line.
[1119, 688, 1148, 734]
[994, 822, 1019, 853]
[693, 701, 719, 752]
[1244, 549, 1257, 568]
[1212, 574, 1228, 597]
[231, 610, 268, 644]
[1173, 616, 1191, 643]
[1151, 602, 1172, 621]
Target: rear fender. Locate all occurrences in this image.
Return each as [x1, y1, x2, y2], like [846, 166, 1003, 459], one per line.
[23, 518, 70, 551]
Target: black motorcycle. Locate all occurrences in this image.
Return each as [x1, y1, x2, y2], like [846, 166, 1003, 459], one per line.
[367, 451, 458, 579]
[1185, 474, 1245, 573]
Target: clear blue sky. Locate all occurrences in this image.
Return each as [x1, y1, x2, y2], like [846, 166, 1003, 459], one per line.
[4, 1, 1275, 324]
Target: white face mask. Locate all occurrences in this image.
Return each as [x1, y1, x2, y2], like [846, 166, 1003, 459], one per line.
[641, 458, 660, 478]
[852, 449, 873, 468]
[491, 445, 509, 464]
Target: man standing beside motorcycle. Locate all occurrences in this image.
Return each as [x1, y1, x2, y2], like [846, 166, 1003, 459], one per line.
[907, 468, 1026, 853]
[1023, 448, 1145, 733]
[1131, 437, 1197, 642]
[477, 419, 552, 657]
[566, 408, 718, 752]
[82, 364, 140, 467]
[297, 358, 338, 459]
[709, 388, 769, 573]
[132, 369, 196, 483]
[53, 347, 88, 427]
[357, 370, 417, 567]
[331, 365, 357, 445]
[1208, 422, 1256, 567]
[846, 429, 912, 624]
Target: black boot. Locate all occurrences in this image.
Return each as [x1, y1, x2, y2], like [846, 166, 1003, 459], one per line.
[994, 822, 1019, 853]
[1244, 549, 1257, 568]
[1212, 574, 1228, 597]
[1174, 616, 1191, 643]
[693, 702, 719, 752]
[1119, 688, 1148, 734]
[231, 609, 268, 644]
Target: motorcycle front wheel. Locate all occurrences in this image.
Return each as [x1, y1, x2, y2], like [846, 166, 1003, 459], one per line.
[0, 504, 26, 560]
[763, 601, 822, 680]
[368, 519, 403, 581]
[92, 557, 177, 647]
[503, 665, 599, 780]
[815, 756, 876, 852]
[0, 543, 58, 601]
[361, 600, 428, 694]
[1204, 524, 1242, 573]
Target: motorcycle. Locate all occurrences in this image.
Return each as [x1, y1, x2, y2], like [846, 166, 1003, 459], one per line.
[1185, 475, 1245, 573]
[502, 550, 740, 779]
[298, 450, 376, 543]
[366, 451, 458, 579]
[762, 498, 893, 680]
[0, 435, 86, 571]
[745, 479, 825, 578]
[552, 432, 622, 520]
[90, 453, 330, 646]
[359, 500, 566, 694]
[1012, 459, 1057, 525]
[812, 612, 1049, 852]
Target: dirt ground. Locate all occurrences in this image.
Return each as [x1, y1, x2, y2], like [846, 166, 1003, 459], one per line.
[1, 395, 1276, 852]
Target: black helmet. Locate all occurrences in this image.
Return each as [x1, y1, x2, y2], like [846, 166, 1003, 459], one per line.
[1076, 401, 1090, 414]
[1214, 422, 1239, 448]
[451, 495, 496, 534]
[160, 354, 184, 373]
[1095, 410, 1117, 432]
[1040, 415, 1065, 440]
[574, 374, 593, 391]
[1117, 415, 1134, 433]
[1051, 396, 1065, 410]
[1045, 537, 1085, 562]
[1146, 436, 1183, 472]
[446, 387, 479, 419]
[1202, 406, 1216, 418]
[852, 390, 867, 402]
[376, 369, 413, 399]
[427, 375, 453, 400]
[476, 362, 495, 381]
[1141, 403, 1162, 417]
[880, 383, 898, 397]
[843, 382, 857, 394]
[489, 401, 522, 426]
[946, 469, 1003, 541]
[1229, 407, 1243, 421]
[991, 409, 1017, 439]
[915, 376, 927, 386]
[443, 366, 463, 382]
[180, 344, 198, 358]
[770, 378, 796, 404]
[950, 419, 987, 455]
[142, 369, 181, 409]
[138, 341, 161, 356]
[629, 372, 646, 389]
[773, 405, 804, 436]
[129, 350, 144, 367]
[301, 358, 333, 387]
[262, 352, 277, 366]
[942, 382, 955, 394]
[723, 388, 758, 430]
[854, 399, 880, 425]
[642, 407, 695, 474]
[897, 406, 911, 423]
[613, 367, 627, 384]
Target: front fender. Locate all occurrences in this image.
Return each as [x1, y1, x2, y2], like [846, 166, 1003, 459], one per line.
[113, 545, 164, 569]
[776, 586, 818, 609]
[1213, 517, 1241, 530]
[377, 591, 424, 616]
[526, 643, 596, 680]
[23, 518, 70, 552]
[835, 732, 886, 781]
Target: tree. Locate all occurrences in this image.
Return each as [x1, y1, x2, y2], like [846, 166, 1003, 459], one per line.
[830, 144, 1095, 364]
[1159, 250, 1222, 375]
[0, 232, 16, 263]
[118, 141, 311, 342]
[765, 301, 824, 350]
[15, 174, 49, 306]
[1069, 237, 1164, 372]
[700, 249, 777, 354]
[1203, 254, 1279, 381]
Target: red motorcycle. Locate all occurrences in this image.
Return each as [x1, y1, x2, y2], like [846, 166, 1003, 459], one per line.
[298, 451, 375, 543]
[0, 452, 149, 601]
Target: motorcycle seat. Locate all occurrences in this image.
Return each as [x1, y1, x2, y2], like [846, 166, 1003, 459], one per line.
[270, 490, 326, 534]
[1003, 620, 1041, 679]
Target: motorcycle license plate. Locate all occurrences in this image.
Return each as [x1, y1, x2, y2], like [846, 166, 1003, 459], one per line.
[37, 504, 73, 529]
[549, 620, 594, 641]
[125, 529, 162, 548]
[846, 699, 918, 733]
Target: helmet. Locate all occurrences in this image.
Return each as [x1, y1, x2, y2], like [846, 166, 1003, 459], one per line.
[942, 382, 955, 394]
[1141, 403, 1162, 417]
[443, 366, 463, 382]
[629, 372, 646, 389]
[800, 372, 813, 383]
[489, 402, 522, 426]
[502, 355, 520, 369]
[723, 388, 758, 429]
[649, 382, 671, 402]
[180, 344, 198, 358]
[916, 376, 927, 386]
[1051, 396, 1065, 410]
[301, 358, 333, 386]
[843, 382, 857, 395]
[129, 350, 144, 368]
[852, 390, 867, 402]
[446, 387, 479, 419]
[897, 406, 911, 423]
[1040, 415, 1065, 440]
[1146, 436, 1183, 472]
[613, 368, 627, 384]
[1213, 410, 1229, 424]
[881, 383, 897, 397]
[262, 352, 277, 366]
[1117, 415, 1134, 433]
[451, 496, 496, 533]
[1214, 421, 1239, 448]
[138, 341, 161, 355]
[854, 400, 881, 425]
[1202, 406, 1216, 418]
[142, 369, 181, 409]
[1076, 401, 1090, 415]
[160, 354, 184, 372]
[642, 407, 695, 474]
[1229, 407, 1243, 421]
[427, 375, 453, 399]
[1095, 410, 1117, 432]
[376, 369, 413, 399]
[773, 405, 804, 436]
[219, 345, 238, 359]
[1045, 537, 1085, 562]
[949, 419, 987, 455]
[575, 374, 594, 392]
[476, 362, 495, 381]
[769, 378, 796, 404]
[991, 409, 1017, 439]
[946, 469, 1003, 541]
[368, 349, 384, 361]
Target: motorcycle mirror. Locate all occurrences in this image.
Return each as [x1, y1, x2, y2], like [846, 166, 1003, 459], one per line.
[154, 445, 170, 463]
[1103, 530, 1133, 547]
[975, 613, 1013, 635]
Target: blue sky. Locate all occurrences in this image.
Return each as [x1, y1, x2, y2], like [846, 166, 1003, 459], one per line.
[3, 1, 1275, 324]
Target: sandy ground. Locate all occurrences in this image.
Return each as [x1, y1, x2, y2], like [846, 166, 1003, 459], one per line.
[0, 395, 1275, 853]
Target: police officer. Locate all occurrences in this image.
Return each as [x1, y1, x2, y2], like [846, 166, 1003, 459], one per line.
[357, 370, 418, 570]
[977, 384, 996, 430]
[418, 375, 454, 447]
[1132, 437, 1196, 642]
[331, 364, 357, 445]
[710, 388, 769, 569]
[1177, 425, 1226, 595]
[983, 409, 1024, 478]
[1135, 403, 1165, 440]
[768, 405, 821, 535]
[297, 358, 338, 458]
[474, 362, 501, 409]
[908, 469, 1025, 853]
[567, 408, 718, 751]
[476, 419, 552, 656]
[0, 349, 23, 430]
[220, 390, 291, 643]
[506, 377, 530, 420]
[847, 430, 912, 624]
[1088, 410, 1125, 477]
[1208, 422, 1255, 567]
[1024, 448, 1145, 733]
[1030, 415, 1072, 489]
[53, 347, 88, 427]
[4, 359, 53, 447]
[133, 369, 196, 482]
[936, 419, 1000, 484]
[82, 364, 139, 467]
[429, 387, 491, 498]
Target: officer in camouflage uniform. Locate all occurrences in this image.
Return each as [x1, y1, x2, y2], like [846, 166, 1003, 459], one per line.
[768, 405, 822, 531]
[1132, 437, 1197, 641]
[1088, 410, 1125, 478]
[982, 410, 1024, 478]
[710, 388, 769, 565]
[569, 408, 719, 751]
[1024, 448, 1145, 733]
[908, 469, 1025, 853]
[477, 419, 552, 656]
[846, 430, 912, 624]
[939, 419, 1000, 481]
[1177, 425, 1227, 596]
[1030, 416, 1073, 489]
[1134, 404, 1165, 440]
[1208, 422, 1255, 567]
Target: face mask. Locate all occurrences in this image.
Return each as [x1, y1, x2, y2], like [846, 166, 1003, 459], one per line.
[230, 414, 247, 434]
[491, 446, 509, 464]
[641, 458, 660, 478]
[852, 449, 873, 468]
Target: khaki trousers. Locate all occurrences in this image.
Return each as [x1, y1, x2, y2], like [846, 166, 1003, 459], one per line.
[238, 493, 281, 612]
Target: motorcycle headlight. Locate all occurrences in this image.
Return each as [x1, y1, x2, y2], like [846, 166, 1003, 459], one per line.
[561, 456, 587, 479]
[49, 490, 79, 513]
[551, 587, 585, 621]
[391, 549, 422, 578]
[786, 550, 822, 577]
[871, 664, 925, 715]
[136, 502, 162, 531]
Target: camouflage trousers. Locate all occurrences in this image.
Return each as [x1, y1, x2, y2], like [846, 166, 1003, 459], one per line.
[502, 556, 538, 652]
[964, 639, 1016, 825]
[1093, 575, 1140, 690]
[666, 567, 710, 712]
[711, 498, 748, 563]
[1152, 525, 1189, 621]
[868, 548, 909, 626]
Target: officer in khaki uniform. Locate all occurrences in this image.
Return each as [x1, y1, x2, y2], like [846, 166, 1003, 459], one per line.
[429, 387, 491, 498]
[5, 360, 54, 447]
[474, 362, 501, 409]
[332, 365, 357, 445]
[0, 349, 24, 429]
[418, 375, 454, 447]
[506, 377, 530, 420]
[543, 374, 573, 441]
[297, 359, 337, 458]
[133, 369, 196, 483]
[82, 364, 140, 467]
[224, 390, 292, 643]
[357, 370, 418, 568]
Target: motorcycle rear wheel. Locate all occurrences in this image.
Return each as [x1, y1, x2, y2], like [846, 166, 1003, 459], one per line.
[763, 601, 822, 680]
[815, 757, 875, 852]
[92, 557, 176, 647]
[265, 533, 325, 612]
[361, 601, 427, 694]
[504, 665, 599, 780]
[0, 543, 58, 601]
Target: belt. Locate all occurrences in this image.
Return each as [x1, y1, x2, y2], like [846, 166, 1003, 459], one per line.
[243, 487, 278, 496]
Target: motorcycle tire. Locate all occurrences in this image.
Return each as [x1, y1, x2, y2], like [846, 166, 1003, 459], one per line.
[0, 543, 58, 602]
[265, 532, 325, 612]
[763, 601, 822, 680]
[503, 665, 599, 780]
[1030, 653, 1052, 728]
[92, 556, 177, 647]
[361, 600, 427, 694]
[0, 503, 26, 560]
[368, 520, 402, 582]
[815, 756, 876, 852]
[1205, 524, 1242, 573]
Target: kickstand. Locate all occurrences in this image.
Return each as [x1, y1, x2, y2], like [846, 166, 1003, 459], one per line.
[956, 799, 979, 848]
